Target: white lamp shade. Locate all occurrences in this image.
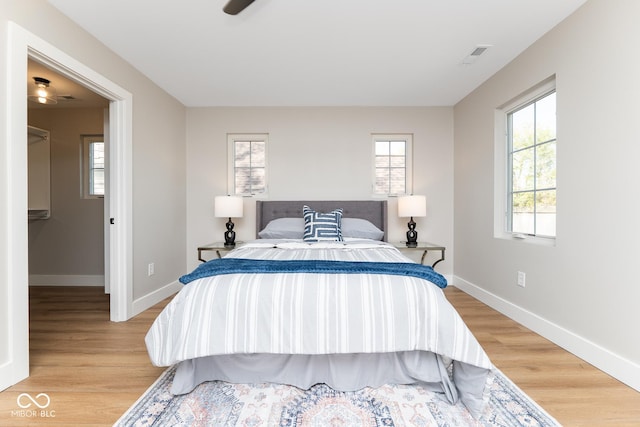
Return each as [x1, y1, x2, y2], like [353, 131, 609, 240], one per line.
[398, 195, 426, 218]
[215, 196, 243, 218]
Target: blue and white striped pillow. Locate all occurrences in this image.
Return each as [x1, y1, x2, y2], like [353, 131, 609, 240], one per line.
[302, 205, 343, 242]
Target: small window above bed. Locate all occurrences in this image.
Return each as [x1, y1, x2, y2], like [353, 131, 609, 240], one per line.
[372, 134, 413, 196]
[227, 133, 268, 196]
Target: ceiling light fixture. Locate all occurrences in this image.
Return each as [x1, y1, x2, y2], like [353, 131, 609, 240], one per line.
[28, 77, 58, 104]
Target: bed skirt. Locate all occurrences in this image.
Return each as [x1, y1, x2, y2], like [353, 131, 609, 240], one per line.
[170, 350, 488, 417]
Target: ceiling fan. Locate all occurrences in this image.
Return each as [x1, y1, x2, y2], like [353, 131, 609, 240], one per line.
[223, 0, 255, 15]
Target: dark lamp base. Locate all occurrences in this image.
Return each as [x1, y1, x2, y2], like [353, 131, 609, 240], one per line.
[224, 218, 236, 248]
[406, 217, 418, 248]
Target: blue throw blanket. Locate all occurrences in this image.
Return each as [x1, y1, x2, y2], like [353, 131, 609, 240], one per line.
[180, 258, 447, 288]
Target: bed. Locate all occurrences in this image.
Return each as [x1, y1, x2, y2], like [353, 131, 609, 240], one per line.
[145, 200, 492, 417]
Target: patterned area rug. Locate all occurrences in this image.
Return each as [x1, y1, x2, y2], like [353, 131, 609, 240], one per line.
[114, 366, 560, 426]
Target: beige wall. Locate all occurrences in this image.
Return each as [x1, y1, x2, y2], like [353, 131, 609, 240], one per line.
[1, 0, 187, 381]
[28, 108, 105, 278]
[454, 0, 640, 389]
[185, 107, 454, 273]
[0, 0, 187, 298]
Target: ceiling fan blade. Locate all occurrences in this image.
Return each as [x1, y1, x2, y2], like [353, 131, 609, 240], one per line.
[223, 0, 255, 15]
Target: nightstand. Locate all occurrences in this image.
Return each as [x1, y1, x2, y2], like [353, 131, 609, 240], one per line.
[197, 242, 243, 262]
[393, 242, 445, 269]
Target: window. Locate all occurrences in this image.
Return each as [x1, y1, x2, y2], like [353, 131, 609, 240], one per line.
[227, 133, 267, 196]
[506, 88, 556, 238]
[81, 135, 104, 198]
[373, 134, 413, 196]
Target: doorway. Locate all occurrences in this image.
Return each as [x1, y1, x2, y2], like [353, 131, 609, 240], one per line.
[24, 47, 132, 321]
[27, 61, 109, 290]
[1, 21, 133, 391]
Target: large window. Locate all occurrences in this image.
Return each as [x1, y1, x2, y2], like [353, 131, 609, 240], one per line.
[227, 133, 267, 196]
[373, 134, 413, 196]
[507, 89, 556, 237]
[81, 135, 104, 198]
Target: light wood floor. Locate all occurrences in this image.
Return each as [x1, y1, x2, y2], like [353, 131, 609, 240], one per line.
[0, 286, 638, 426]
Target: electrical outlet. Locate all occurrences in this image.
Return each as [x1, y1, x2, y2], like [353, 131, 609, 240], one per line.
[148, 262, 155, 276]
[517, 271, 526, 287]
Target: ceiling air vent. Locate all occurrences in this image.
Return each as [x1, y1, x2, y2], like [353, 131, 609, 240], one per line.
[462, 45, 491, 65]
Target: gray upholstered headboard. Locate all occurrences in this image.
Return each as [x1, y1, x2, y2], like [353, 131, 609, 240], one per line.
[256, 200, 388, 241]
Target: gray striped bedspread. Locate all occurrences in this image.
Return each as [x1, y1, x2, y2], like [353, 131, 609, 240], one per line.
[146, 240, 491, 372]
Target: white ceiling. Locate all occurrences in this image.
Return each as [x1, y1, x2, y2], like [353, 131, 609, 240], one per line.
[47, 0, 587, 107]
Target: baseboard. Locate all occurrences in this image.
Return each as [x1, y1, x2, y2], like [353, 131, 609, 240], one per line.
[131, 280, 181, 318]
[0, 359, 28, 392]
[29, 274, 104, 286]
[452, 275, 640, 392]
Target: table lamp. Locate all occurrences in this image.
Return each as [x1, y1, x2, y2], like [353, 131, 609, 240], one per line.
[215, 195, 243, 248]
[398, 195, 426, 248]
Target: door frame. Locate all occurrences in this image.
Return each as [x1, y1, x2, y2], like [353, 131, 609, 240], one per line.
[1, 21, 133, 390]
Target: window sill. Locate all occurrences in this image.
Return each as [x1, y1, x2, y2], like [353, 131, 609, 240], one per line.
[496, 232, 556, 247]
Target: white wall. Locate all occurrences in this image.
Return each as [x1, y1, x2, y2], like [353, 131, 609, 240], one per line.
[454, 0, 640, 390]
[185, 107, 454, 273]
[0, 0, 186, 389]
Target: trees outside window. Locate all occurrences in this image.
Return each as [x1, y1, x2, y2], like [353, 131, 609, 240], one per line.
[508, 90, 556, 237]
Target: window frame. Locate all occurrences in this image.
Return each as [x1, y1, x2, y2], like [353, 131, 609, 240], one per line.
[227, 133, 268, 197]
[80, 134, 105, 199]
[371, 133, 413, 197]
[495, 77, 556, 244]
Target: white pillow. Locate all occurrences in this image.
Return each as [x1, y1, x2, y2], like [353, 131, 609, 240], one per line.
[341, 218, 384, 240]
[258, 218, 304, 239]
[258, 216, 384, 241]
